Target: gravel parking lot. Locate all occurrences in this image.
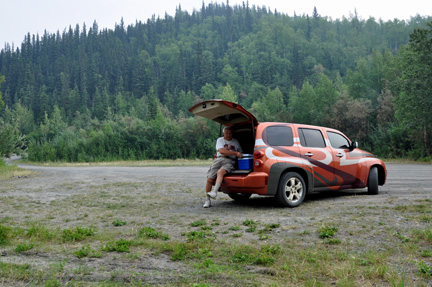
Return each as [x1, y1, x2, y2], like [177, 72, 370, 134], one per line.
[0, 162, 431, 285]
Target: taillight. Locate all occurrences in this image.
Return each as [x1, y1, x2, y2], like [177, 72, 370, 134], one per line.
[254, 159, 263, 167]
[254, 150, 264, 159]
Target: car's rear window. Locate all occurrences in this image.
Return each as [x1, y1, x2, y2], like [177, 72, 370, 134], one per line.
[266, 126, 294, 146]
[299, 128, 326, 148]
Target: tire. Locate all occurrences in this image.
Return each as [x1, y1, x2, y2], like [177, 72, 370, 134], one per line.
[228, 193, 252, 202]
[276, 172, 306, 207]
[367, 166, 379, 195]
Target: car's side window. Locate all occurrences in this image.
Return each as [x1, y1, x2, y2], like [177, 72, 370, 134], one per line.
[328, 131, 350, 149]
[266, 126, 294, 146]
[299, 128, 326, 148]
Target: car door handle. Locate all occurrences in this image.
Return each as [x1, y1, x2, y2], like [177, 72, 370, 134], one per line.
[336, 153, 344, 158]
[304, 152, 314, 157]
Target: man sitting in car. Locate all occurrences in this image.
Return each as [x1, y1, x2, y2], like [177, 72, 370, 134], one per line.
[203, 126, 243, 208]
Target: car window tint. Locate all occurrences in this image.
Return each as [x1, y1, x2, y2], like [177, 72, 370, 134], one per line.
[266, 126, 294, 146]
[299, 128, 326, 148]
[328, 131, 350, 149]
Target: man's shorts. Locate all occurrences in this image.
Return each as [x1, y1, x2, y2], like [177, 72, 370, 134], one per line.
[207, 157, 236, 180]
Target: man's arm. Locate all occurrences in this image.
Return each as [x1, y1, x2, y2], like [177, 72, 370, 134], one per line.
[218, 148, 243, 158]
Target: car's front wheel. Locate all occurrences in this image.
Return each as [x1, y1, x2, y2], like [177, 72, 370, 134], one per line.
[367, 166, 379, 195]
[276, 172, 306, 207]
[227, 193, 252, 202]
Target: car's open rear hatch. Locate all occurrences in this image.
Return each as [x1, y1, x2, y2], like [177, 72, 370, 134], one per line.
[189, 100, 258, 126]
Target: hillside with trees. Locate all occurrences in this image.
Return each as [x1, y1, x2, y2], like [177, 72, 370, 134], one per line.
[1, 2, 431, 161]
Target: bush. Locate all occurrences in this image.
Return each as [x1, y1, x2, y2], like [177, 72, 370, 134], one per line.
[62, 226, 96, 242]
[103, 239, 131, 253]
[138, 226, 169, 240]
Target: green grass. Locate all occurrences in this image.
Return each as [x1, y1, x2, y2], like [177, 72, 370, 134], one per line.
[0, 262, 34, 282]
[112, 219, 127, 226]
[138, 226, 170, 240]
[0, 159, 32, 180]
[190, 219, 207, 227]
[14, 242, 34, 253]
[0, 217, 430, 286]
[102, 239, 132, 253]
[62, 226, 96, 242]
[318, 224, 338, 238]
[418, 261, 432, 277]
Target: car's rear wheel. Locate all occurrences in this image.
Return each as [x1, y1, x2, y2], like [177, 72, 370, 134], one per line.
[367, 166, 379, 195]
[276, 172, 306, 207]
[227, 193, 252, 202]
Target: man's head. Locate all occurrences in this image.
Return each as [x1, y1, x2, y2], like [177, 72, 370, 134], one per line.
[223, 126, 233, 141]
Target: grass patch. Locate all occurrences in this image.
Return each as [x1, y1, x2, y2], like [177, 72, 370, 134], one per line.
[62, 226, 96, 242]
[74, 244, 103, 258]
[395, 204, 432, 213]
[190, 219, 207, 227]
[25, 223, 56, 241]
[318, 224, 338, 239]
[229, 244, 279, 266]
[112, 219, 127, 226]
[243, 219, 258, 233]
[318, 224, 341, 245]
[412, 228, 432, 243]
[185, 230, 216, 242]
[102, 239, 132, 253]
[14, 242, 34, 253]
[0, 224, 14, 245]
[0, 219, 430, 286]
[0, 159, 32, 180]
[138, 226, 170, 240]
[0, 262, 34, 281]
[418, 261, 432, 277]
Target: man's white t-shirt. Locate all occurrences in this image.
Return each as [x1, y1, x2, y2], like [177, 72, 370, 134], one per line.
[216, 137, 243, 159]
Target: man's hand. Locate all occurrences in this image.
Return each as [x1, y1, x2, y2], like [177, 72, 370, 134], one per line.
[236, 152, 243, 158]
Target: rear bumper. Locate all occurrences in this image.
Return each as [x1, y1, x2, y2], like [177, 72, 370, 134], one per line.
[221, 172, 269, 195]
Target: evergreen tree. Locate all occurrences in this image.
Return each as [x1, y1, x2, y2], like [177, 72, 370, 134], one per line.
[0, 74, 4, 110]
[395, 22, 432, 156]
[0, 4, 431, 161]
[219, 83, 237, 102]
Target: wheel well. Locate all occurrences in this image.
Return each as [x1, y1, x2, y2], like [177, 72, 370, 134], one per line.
[279, 168, 309, 192]
[374, 164, 386, 186]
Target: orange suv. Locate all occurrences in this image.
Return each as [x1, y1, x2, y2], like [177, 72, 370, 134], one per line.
[189, 100, 387, 207]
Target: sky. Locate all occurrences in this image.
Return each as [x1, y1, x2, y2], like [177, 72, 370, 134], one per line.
[1, 0, 431, 47]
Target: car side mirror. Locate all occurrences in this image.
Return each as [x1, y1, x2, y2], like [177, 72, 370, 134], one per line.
[351, 141, 358, 150]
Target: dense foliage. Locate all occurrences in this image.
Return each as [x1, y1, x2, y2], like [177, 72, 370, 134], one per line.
[0, 2, 431, 161]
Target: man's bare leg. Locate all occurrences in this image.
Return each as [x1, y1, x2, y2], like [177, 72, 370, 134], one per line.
[208, 169, 227, 199]
[203, 178, 214, 208]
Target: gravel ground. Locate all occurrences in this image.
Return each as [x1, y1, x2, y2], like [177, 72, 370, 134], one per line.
[0, 162, 431, 285]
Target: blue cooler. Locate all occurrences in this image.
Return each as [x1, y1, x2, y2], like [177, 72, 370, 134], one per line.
[238, 154, 253, 170]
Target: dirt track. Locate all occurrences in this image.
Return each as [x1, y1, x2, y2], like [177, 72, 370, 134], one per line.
[0, 162, 431, 285]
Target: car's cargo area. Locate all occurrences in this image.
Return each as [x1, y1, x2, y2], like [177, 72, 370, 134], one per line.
[230, 125, 255, 174]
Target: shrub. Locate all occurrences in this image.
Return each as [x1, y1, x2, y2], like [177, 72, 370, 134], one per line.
[103, 239, 131, 253]
[62, 226, 95, 242]
[15, 243, 34, 253]
[138, 226, 169, 240]
[112, 219, 127, 227]
[318, 225, 338, 239]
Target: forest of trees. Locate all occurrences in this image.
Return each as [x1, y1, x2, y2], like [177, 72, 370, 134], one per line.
[0, 2, 432, 162]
